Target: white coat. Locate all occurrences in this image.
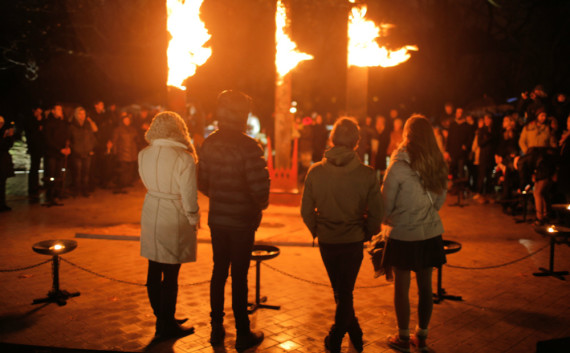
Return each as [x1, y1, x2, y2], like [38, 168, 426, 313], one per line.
[138, 139, 199, 264]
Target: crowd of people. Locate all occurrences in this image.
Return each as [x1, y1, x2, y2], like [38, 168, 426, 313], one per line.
[0, 101, 160, 210]
[1, 86, 568, 352]
[294, 86, 570, 226]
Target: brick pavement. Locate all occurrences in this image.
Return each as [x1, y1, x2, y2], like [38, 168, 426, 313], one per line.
[0, 175, 569, 352]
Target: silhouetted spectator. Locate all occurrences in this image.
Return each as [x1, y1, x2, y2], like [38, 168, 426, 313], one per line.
[69, 107, 97, 197]
[446, 108, 472, 180]
[558, 115, 570, 203]
[112, 112, 139, 193]
[386, 118, 404, 158]
[90, 100, 114, 189]
[372, 115, 390, 180]
[25, 107, 45, 202]
[552, 93, 569, 136]
[43, 104, 70, 206]
[357, 116, 375, 164]
[437, 102, 454, 128]
[0, 115, 15, 212]
[474, 114, 497, 202]
[312, 114, 329, 162]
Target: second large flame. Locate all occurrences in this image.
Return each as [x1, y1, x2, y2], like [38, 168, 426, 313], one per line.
[275, 0, 313, 84]
[348, 4, 417, 68]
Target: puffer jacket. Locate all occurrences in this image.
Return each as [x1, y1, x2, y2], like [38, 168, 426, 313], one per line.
[198, 129, 270, 230]
[382, 148, 446, 241]
[301, 146, 382, 244]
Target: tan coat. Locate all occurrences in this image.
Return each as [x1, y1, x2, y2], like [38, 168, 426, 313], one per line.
[138, 139, 199, 264]
[518, 121, 556, 154]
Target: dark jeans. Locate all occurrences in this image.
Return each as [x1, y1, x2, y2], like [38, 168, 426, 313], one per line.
[146, 260, 181, 325]
[209, 226, 255, 333]
[450, 156, 466, 180]
[70, 156, 91, 195]
[44, 155, 65, 202]
[28, 152, 43, 197]
[319, 241, 363, 339]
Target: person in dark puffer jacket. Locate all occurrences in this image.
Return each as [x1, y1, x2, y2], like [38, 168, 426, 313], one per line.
[198, 90, 269, 352]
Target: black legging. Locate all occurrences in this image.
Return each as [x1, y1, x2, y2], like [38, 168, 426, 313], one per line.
[146, 260, 181, 328]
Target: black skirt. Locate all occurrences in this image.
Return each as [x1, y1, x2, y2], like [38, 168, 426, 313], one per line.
[381, 235, 447, 272]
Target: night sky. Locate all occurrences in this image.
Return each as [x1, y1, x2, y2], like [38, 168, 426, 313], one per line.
[1, 0, 569, 130]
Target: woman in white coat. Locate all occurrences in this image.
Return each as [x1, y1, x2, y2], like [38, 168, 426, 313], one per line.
[138, 111, 199, 340]
[381, 115, 448, 352]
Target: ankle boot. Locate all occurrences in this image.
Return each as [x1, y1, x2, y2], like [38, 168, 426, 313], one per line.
[235, 330, 264, 352]
[348, 318, 363, 352]
[146, 281, 161, 336]
[210, 322, 225, 346]
[324, 325, 343, 353]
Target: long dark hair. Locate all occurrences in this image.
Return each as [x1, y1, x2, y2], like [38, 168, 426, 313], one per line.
[403, 115, 448, 194]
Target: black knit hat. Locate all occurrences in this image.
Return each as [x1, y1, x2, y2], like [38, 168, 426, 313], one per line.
[216, 90, 252, 132]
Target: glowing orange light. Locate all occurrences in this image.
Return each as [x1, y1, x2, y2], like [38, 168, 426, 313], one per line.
[547, 226, 556, 233]
[348, 4, 417, 67]
[166, 0, 212, 90]
[49, 244, 65, 251]
[275, 0, 313, 84]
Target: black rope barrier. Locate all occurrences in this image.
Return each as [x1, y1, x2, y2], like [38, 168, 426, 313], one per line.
[261, 262, 392, 289]
[60, 258, 210, 287]
[0, 259, 52, 272]
[445, 243, 550, 270]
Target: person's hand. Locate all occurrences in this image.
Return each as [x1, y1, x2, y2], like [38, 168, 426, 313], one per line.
[61, 147, 71, 156]
[521, 92, 528, 100]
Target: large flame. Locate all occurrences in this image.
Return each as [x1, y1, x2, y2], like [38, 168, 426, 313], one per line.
[166, 0, 212, 90]
[275, 0, 313, 84]
[348, 4, 417, 68]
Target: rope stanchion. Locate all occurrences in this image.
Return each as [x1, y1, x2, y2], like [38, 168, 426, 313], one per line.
[60, 258, 210, 287]
[0, 259, 52, 272]
[445, 243, 550, 270]
[261, 262, 391, 289]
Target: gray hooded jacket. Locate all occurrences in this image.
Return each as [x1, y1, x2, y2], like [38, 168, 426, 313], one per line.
[382, 148, 446, 241]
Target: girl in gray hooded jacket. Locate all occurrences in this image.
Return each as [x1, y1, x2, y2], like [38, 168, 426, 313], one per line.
[382, 115, 448, 352]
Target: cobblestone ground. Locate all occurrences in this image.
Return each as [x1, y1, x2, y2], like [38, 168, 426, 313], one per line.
[0, 174, 569, 353]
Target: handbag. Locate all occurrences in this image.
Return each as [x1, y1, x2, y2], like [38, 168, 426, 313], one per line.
[368, 232, 393, 281]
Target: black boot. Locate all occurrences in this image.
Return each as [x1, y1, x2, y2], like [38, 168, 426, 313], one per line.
[324, 325, 343, 353]
[146, 279, 162, 337]
[158, 282, 194, 339]
[235, 330, 264, 352]
[348, 318, 363, 352]
[210, 322, 225, 346]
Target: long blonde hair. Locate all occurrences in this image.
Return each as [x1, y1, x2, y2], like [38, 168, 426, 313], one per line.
[403, 115, 448, 194]
[145, 111, 197, 159]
